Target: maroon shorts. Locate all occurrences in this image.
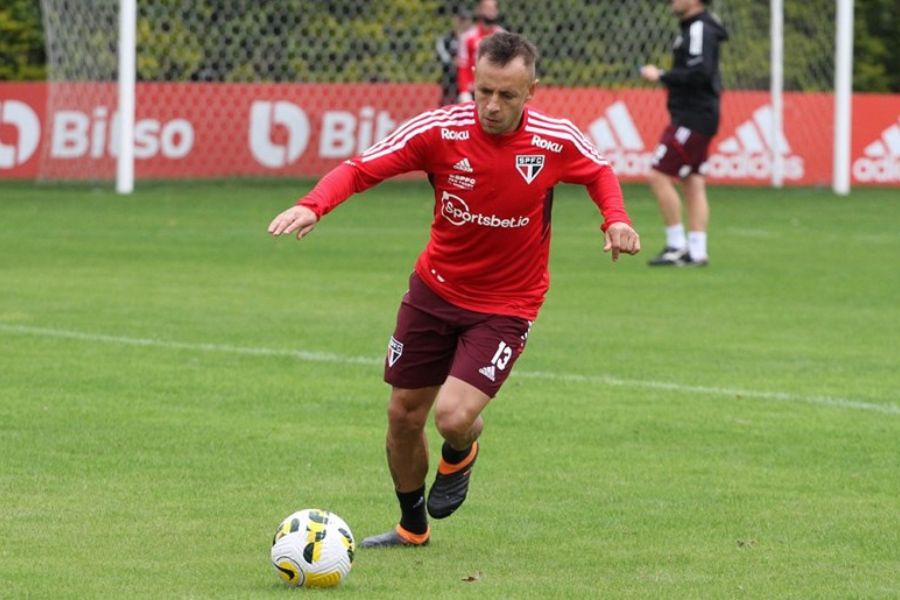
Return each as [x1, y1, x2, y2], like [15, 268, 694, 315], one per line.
[651, 124, 712, 178]
[384, 273, 532, 398]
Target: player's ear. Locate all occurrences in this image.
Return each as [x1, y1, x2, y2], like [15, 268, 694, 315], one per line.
[526, 78, 538, 101]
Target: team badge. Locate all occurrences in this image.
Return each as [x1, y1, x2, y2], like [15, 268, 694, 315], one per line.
[515, 155, 545, 184]
[387, 336, 404, 367]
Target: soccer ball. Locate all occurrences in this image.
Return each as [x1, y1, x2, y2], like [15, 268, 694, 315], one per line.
[270, 509, 355, 588]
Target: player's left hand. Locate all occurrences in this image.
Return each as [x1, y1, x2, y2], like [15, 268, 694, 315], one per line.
[603, 222, 641, 262]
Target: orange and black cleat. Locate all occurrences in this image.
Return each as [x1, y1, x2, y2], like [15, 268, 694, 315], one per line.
[359, 524, 430, 548]
[427, 441, 479, 519]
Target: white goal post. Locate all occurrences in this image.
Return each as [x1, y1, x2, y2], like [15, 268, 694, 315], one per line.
[116, 0, 136, 194]
[832, 0, 855, 195]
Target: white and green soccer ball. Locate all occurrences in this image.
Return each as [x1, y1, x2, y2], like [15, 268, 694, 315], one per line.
[270, 509, 355, 588]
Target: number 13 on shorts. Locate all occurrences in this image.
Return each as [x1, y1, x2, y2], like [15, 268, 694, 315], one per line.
[491, 341, 513, 370]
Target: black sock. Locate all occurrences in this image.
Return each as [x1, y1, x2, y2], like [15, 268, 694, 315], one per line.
[396, 486, 427, 534]
[441, 440, 472, 464]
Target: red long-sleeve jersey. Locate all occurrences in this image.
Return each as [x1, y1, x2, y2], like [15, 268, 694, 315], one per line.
[298, 103, 631, 320]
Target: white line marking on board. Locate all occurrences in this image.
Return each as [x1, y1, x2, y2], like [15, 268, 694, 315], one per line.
[1, 322, 897, 416]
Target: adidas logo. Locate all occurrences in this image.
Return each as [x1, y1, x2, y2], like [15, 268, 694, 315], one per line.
[852, 117, 900, 183]
[587, 101, 653, 176]
[453, 157, 474, 172]
[478, 365, 496, 382]
[590, 101, 644, 152]
[708, 105, 804, 180]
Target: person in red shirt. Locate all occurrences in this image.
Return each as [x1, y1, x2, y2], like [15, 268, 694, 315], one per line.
[268, 32, 640, 548]
[456, 0, 503, 102]
[435, 8, 472, 106]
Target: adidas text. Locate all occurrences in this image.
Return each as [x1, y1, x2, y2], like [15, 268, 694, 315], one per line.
[852, 156, 900, 183]
[706, 153, 804, 180]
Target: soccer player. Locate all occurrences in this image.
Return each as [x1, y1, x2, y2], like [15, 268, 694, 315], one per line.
[268, 32, 640, 548]
[640, 0, 728, 267]
[455, 0, 503, 102]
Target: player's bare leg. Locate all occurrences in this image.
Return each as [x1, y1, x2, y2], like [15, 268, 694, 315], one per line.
[684, 174, 709, 232]
[647, 168, 689, 266]
[683, 174, 709, 265]
[386, 385, 440, 491]
[427, 376, 490, 519]
[361, 385, 439, 548]
[433, 376, 489, 448]
[648, 168, 682, 227]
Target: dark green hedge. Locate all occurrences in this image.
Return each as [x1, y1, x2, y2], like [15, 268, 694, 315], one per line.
[2, 0, 897, 92]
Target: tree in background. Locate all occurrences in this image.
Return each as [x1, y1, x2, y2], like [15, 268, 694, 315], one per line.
[853, 0, 899, 92]
[0, 0, 896, 92]
[0, 0, 45, 80]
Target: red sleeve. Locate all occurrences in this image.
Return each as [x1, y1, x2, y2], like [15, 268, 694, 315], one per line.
[297, 122, 431, 218]
[296, 162, 367, 218]
[456, 33, 476, 94]
[559, 134, 631, 232]
[584, 168, 630, 232]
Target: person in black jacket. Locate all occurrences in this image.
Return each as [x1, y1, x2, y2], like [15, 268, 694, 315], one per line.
[641, 0, 728, 267]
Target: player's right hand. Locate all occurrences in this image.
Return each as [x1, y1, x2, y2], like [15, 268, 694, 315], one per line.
[268, 205, 318, 240]
[639, 65, 661, 82]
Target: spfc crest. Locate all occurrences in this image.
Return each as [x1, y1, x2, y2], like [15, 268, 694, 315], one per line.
[387, 336, 404, 367]
[516, 155, 545, 184]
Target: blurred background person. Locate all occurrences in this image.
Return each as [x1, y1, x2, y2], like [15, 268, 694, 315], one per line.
[456, 0, 503, 102]
[436, 7, 472, 106]
[641, 0, 728, 267]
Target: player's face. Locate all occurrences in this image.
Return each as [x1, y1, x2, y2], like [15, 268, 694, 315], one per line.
[671, 0, 701, 17]
[473, 56, 536, 135]
[478, 0, 499, 22]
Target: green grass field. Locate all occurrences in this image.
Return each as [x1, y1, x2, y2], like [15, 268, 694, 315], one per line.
[1, 179, 898, 598]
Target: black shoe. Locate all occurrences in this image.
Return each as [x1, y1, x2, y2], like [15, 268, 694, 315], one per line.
[427, 441, 479, 519]
[647, 246, 688, 266]
[359, 524, 430, 548]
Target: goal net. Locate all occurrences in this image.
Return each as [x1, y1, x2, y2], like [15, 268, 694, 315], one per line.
[36, 0, 836, 185]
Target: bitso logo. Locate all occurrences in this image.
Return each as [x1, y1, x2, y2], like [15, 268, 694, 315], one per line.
[588, 101, 653, 176]
[0, 100, 40, 169]
[249, 101, 310, 168]
[853, 117, 900, 183]
[708, 105, 804, 180]
[49, 108, 194, 160]
[440, 191, 529, 228]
